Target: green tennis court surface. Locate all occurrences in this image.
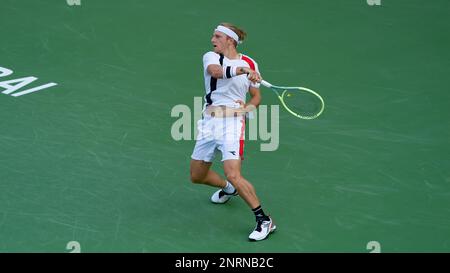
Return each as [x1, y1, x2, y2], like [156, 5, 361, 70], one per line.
[1, 0, 449, 252]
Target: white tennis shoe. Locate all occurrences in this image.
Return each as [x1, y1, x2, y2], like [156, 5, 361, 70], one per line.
[210, 189, 238, 204]
[248, 216, 277, 241]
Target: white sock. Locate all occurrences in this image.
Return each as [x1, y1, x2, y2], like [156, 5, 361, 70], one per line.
[223, 180, 236, 194]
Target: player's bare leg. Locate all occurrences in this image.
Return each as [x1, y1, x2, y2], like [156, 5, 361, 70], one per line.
[223, 159, 276, 241]
[190, 159, 238, 203]
[223, 159, 259, 208]
[190, 159, 225, 187]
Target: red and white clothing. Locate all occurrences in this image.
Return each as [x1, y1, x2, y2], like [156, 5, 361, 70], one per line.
[202, 51, 260, 108]
[191, 51, 260, 162]
[191, 115, 246, 162]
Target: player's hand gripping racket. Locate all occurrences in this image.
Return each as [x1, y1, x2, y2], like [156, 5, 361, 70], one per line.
[259, 80, 325, 120]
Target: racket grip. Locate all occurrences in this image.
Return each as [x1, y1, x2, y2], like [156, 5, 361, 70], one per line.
[260, 80, 272, 88]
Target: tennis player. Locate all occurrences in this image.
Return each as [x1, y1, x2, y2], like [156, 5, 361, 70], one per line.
[190, 23, 276, 241]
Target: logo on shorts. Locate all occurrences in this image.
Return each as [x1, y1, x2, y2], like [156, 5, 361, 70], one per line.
[229, 151, 236, 155]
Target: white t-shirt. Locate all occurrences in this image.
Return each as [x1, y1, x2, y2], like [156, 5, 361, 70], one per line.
[202, 51, 260, 109]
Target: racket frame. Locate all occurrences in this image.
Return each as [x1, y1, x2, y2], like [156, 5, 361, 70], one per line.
[260, 80, 325, 119]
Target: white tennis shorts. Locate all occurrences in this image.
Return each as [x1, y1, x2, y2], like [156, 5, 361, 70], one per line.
[191, 115, 245, 162]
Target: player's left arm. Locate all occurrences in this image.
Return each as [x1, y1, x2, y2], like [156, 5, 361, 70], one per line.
[235, 87, 260, 112]
[245, 86, 261, 112]
[246, 60, 262, 111]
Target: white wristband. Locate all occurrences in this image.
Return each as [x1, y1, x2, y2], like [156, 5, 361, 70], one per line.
[223, 66, 238, 79]
[231, 66, 237, 77]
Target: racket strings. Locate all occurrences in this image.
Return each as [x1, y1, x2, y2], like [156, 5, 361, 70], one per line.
[280, 88, 324, 119]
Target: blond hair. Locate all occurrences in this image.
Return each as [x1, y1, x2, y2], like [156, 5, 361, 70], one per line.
[219, 22, 247, 46]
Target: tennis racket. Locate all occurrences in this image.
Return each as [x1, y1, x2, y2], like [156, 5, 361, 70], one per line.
[260, 80, 325, 120]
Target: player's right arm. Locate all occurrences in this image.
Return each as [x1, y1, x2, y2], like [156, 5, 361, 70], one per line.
[203, 52, 260, 82]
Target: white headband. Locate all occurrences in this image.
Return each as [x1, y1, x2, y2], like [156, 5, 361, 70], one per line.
[215, 25, 242, 44]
